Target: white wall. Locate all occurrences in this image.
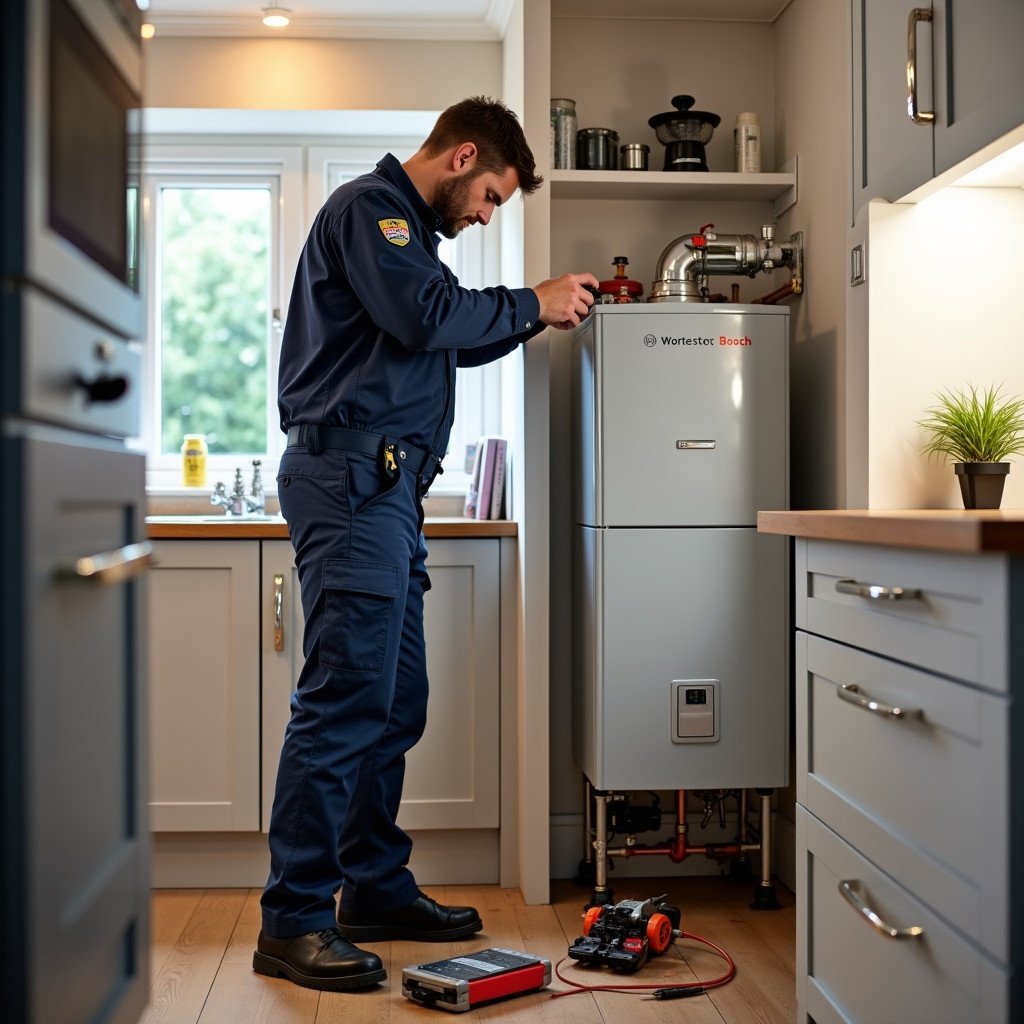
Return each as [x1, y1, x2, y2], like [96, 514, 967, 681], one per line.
[774, 0, 849, 511]
[866, 187, 1024, 508]
[144, 36, 502, 110]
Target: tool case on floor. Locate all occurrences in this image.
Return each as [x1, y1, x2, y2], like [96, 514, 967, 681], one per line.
[401, 947, 551, 1012]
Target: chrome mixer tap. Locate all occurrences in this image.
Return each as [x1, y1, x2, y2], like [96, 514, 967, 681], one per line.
[211, 460, 265, 516]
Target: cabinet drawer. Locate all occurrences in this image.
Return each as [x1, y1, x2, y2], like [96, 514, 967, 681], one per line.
[796, 807, 1008, 1024]
[797, 632, 1009, 960]
[795, 538, 1008, 690]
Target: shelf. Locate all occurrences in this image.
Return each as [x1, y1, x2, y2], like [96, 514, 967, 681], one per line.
[548, 157, 798, 214]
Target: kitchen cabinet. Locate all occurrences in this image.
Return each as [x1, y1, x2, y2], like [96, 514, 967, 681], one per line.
[149, 534, 509, 885]
[3, 434, 150, 1024]
[850, 0, 1024, 222]
[148, 540, 261, 831]
[756, 510, 1024, 1022]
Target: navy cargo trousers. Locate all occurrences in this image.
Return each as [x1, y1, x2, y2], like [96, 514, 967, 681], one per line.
[260, 443, 429, 938]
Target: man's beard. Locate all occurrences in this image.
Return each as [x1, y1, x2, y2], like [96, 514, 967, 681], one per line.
[433, 173, 476, 239]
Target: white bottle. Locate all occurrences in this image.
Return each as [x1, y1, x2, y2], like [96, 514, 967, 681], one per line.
[734, 112, 761, 173]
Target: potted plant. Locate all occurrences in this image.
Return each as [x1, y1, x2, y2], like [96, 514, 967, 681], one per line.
[918, 382, 1024, 509]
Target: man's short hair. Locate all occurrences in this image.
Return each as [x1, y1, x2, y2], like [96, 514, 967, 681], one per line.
[422, 96, 543, 196]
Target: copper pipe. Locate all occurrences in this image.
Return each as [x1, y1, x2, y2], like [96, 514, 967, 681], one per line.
[608, 842, 760, 859]
[753, 277, 801, 305]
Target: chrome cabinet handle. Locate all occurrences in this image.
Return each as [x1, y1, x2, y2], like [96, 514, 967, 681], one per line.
[839, 879, 924, 940]
[57, 541, 153, 586]
[906, 7, 935, 124]
[273, 573, 284, 652]
[835, 578, 922, 601]
[838, 682, 922, 721]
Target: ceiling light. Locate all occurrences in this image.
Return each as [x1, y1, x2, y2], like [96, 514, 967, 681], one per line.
[140, 22, 155, 39]
[262, 5, 290, 28]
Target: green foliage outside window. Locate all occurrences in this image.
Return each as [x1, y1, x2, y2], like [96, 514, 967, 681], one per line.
[160, 187, 270, 454]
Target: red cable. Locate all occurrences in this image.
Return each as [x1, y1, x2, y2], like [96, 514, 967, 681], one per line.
[549, 930, 736, 999]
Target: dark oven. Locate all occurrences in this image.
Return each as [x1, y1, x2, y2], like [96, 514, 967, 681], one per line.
[10, 0, 144, 340]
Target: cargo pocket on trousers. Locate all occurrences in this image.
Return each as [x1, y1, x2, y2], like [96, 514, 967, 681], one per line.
[319, 559, 402, 673]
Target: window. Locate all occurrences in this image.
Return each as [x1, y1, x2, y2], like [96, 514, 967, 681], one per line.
[158, 184, 272, 456]
[140, 114, 512, 496]
[140, 143, 302, 490]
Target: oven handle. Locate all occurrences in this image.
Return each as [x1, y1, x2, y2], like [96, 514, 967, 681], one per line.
[56, 541, 153, 586]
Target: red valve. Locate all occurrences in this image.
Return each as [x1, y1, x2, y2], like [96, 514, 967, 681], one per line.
[690, 222, 715, 247]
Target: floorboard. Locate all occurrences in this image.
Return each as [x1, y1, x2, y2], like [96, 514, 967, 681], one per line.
[146, 877, 795, 1024]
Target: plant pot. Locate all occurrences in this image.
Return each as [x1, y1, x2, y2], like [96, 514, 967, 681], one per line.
[953, 461, 1009, 509]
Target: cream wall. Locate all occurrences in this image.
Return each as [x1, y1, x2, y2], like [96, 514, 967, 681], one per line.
[144, 36, 502, 110]
[867, 188, 1024, 508]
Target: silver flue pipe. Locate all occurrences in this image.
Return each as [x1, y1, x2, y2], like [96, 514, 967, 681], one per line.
[648, 225, 803, 302]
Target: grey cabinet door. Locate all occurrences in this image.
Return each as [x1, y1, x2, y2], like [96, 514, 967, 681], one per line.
[851, 0, 936, 221]
[1, 433, 150, 1024]
[934, 0, 1024, 175]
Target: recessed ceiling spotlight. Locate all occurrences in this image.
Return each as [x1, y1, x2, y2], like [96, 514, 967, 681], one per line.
[140, 22, 155, 39]
[262, 4, 291, 28]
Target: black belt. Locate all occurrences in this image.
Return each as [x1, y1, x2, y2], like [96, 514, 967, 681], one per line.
[285, 424, 441, 482]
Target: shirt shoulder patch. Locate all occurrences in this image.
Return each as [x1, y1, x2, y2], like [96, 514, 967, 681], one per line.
[377, 217, 410, 247]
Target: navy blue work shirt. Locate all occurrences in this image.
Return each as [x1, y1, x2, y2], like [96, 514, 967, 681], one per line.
[278, 153, 544, 459]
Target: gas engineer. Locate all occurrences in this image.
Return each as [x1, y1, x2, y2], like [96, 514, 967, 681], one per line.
[253, 96, 598, 992]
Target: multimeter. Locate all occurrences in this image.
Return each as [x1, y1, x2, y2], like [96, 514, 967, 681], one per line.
[401, 947, 552, 1012]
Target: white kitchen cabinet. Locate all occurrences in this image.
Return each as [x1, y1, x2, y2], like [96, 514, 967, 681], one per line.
[850, 0, 1024, 222]
[148, 540, 261, 831]
[150, 532, 511, 886]
[792, 536, 1018, 1022]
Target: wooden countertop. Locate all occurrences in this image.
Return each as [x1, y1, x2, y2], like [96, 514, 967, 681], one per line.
[757, 509, 1024, 554]
[146, 516, 518, 540]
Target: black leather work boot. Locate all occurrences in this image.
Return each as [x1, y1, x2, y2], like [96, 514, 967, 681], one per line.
[337, 891, 483, 942]
[253, 927, 386, 990]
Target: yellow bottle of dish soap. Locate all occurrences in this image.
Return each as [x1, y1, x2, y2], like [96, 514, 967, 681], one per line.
[181, 434, 208, 487]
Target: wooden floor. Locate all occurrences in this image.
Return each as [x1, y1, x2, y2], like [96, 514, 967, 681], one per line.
[142, 877, 796, 1023]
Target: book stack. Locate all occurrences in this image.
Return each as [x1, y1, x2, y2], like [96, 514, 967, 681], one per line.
[463, 436, 510, 520]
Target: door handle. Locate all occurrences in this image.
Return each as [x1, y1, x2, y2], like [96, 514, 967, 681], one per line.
[273, 573, 284, 652]
[906, 7, 935, 125]
[56, 541, 153, 586]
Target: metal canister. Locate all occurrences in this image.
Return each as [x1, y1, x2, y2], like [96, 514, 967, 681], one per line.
[550, 98, 577, 169]
[620, 143, 650, 170]
[576, 127, 619, 170]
